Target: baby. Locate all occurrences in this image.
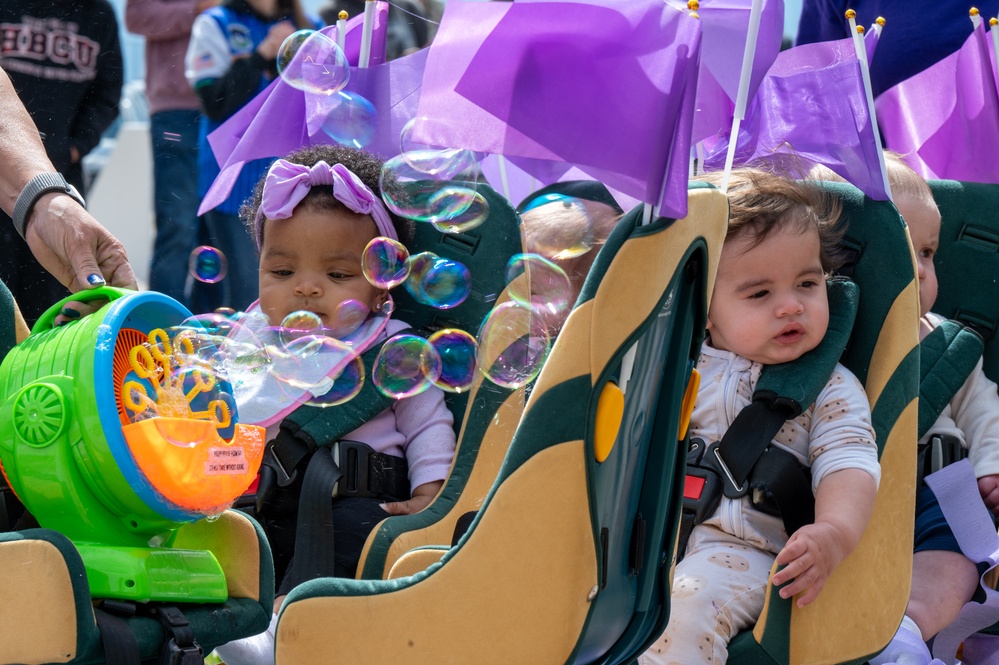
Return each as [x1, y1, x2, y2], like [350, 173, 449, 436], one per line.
[640, 168, 880, 664]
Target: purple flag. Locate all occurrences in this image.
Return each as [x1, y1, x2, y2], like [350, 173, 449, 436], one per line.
[692, 0, 784, 142]
[199, 5, 394, 214]
[704, 37, 890, 201]
[876, 22, 999, 183]
[412, 0, 702, 216]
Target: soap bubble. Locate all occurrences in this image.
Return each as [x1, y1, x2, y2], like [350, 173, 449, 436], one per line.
[404, 252, 471, 310]
[372, 334, 442, 399]
[276, 29, 349, 96]
[189, 246, 228, 283]
[428, 329, 477, 393]
[306, 354, 365, 407]
[362, 236, 410, 289]
[477, 302, 551, 389]
[321, 90, 377, 148]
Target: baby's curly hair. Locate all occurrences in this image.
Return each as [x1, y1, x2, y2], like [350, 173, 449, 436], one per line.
[697, 167, 847, 273]
[241, 144, 415, 250]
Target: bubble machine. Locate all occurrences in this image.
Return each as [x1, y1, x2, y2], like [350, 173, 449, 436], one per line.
[0, 288, 265, 603]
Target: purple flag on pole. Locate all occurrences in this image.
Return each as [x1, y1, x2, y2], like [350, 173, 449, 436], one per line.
[876, 22, 999, 183]
[198, 5, 394, 214]
[704, 37, 890, 201]
[412, 0, 701, 216]
[692, 0, 784, 142]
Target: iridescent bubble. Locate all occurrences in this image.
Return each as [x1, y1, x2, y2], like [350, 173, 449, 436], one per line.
[477, 301, 551, 389]
[404, 253, 471, 310]
[280, 310, 323, 346]
[321, 90, 377, 149]
[428, 329, 477, 393]
[398, 117, 480, 176]
[276, 29, 349, 96]
[372, 334, 442, 399]
[520, 194, 595, 260]
[328, 299, 370, 338]
[380, 154, 481, 224]
[430, 189, 489, 234]
[361, 236, 410, 288]
[189, 246, 228, 283]
[505, 254, 573, 318]
[214, 307, 237, 318]
[307, 354, 365, 407]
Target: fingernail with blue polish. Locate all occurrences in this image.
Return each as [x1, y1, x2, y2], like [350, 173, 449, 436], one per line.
[87, 274, 106, 286]
[59, 307, 81, 319]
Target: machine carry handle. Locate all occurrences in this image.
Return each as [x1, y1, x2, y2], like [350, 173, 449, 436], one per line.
[32, 286, 135, 334]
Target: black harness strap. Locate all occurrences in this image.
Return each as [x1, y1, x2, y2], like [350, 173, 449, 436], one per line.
[717, 394, 800, 497]
[283, 446, 343, 589]
[255, 343, 398, 515]
[95, 608, 140, 665]
[95, 602, 203, 665]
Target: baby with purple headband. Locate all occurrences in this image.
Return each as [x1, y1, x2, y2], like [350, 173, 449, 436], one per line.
[215, 145, 456, 665]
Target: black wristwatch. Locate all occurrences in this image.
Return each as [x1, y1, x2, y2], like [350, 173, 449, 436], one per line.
[11, 172, 87, 239]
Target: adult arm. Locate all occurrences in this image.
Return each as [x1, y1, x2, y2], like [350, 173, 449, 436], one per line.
[0, 69, 136, 291]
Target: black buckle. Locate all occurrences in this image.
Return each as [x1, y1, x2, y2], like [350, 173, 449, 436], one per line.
[332, 440, 373, 499]
[262, 442, 297, 487]
[153, 607, 202, 665]
[683, 439, 726, 524]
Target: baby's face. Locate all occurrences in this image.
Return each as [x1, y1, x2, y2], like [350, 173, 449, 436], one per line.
[896, 196, 940, 317]
[707, 226, 829, 365]
[258, 207, 384, 330]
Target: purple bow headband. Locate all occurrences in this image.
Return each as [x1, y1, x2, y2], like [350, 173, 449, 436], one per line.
[254, 159, 397, 247]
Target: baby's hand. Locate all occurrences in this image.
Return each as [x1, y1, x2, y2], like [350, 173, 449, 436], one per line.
[771, 521, 848, 608]
[978, 474, 999, 515]
[381, 480, 443, 516]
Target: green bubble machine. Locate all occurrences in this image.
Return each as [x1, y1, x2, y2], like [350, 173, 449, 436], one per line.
[0, 287, 265, 602]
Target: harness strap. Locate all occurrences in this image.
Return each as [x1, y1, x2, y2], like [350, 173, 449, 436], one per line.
[280, 440, 409, 590]
[95, 602, 203, 665]
[918, 320, 984, 439]
[925, 460, 999, 663]
[95, 609, 140, 665]
[717, 395, 800, 496]
[256, 343, 397, 515]
[283, 446, 343, 589]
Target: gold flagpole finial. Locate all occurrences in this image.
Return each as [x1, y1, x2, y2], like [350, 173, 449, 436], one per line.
[338, 10, 348, 20]
[845, 9, 857, 19]
[857, 24, 866, 34]
[876, 16, 886, 26]
[687, 0, 700, 10]
[971, 7, 981, 17]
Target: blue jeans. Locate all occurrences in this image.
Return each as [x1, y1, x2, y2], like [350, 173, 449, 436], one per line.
[149, 110, 201, 307]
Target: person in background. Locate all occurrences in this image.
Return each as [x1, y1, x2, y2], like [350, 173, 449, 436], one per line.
[126, 0, 220, 308]
[318, 0, 428, 60]
[0, 0, 123, 325]
[185, 0, 318, 314]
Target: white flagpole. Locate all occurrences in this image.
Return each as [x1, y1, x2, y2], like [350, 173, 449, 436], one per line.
[847, 9, 893, 201]
[990, 17, 999, 88]
[719, 0, 765, 193]
[359, 0, 376, 68]
[336, 10, 347, 54]
[971, 6, 983, 30]
[497, 156, 512, 202]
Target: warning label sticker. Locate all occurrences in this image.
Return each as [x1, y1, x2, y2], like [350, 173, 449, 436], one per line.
[205, 447, 248, 475]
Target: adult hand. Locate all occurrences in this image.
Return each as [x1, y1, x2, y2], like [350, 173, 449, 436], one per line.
[25, 191, 137, 292]
[257, 21, 297, 61]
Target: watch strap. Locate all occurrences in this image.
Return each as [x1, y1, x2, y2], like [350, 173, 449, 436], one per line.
[11, 172, 86, 239]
